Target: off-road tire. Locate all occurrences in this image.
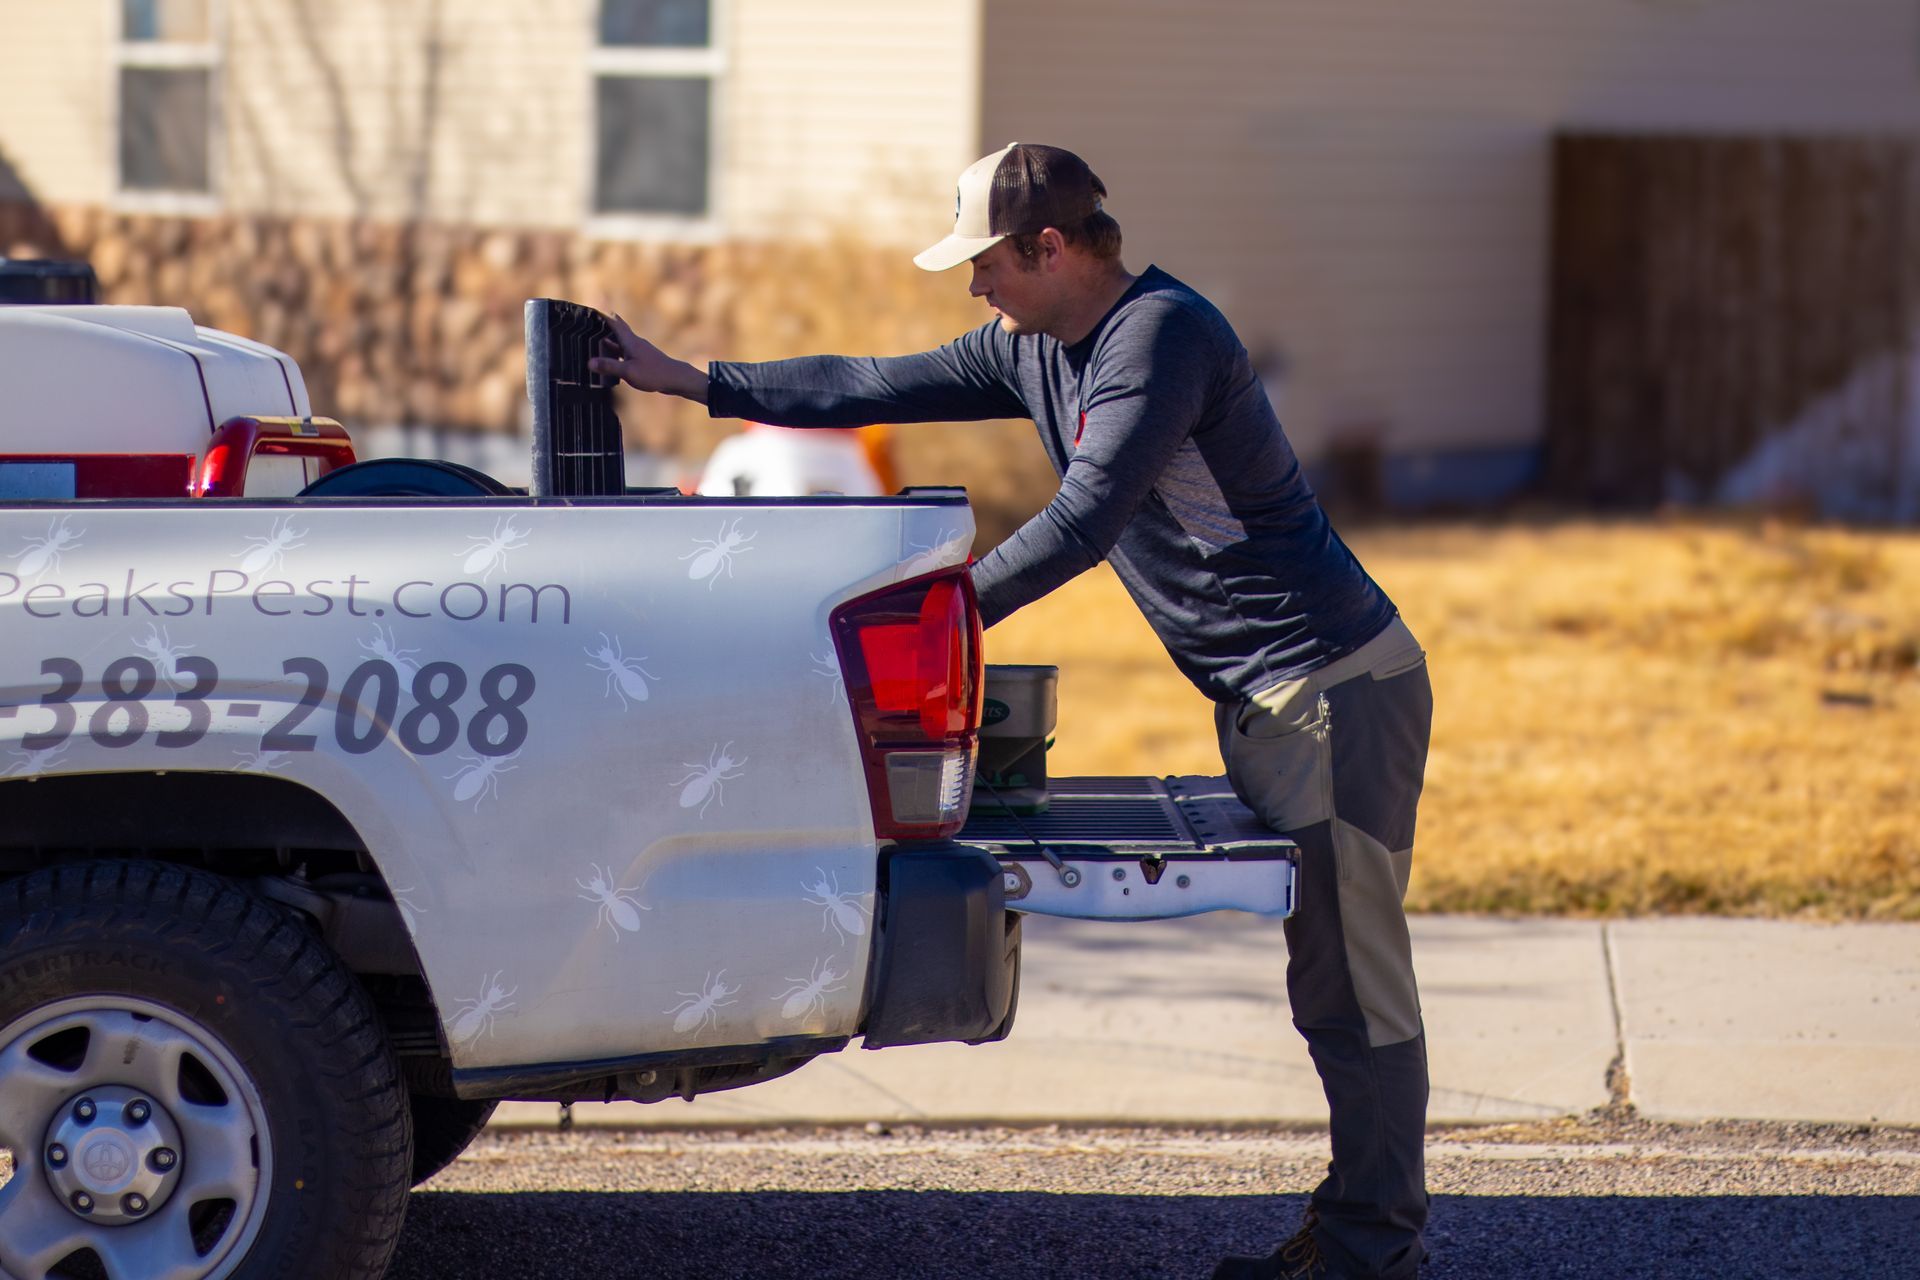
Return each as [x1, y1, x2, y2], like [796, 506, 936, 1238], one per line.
[0, 861, 414, 1279]
[407, 1094, 497, 1185]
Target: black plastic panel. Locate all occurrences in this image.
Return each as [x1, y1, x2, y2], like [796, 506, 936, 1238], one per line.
[525, 299, 627, 497]
[861, 844, 1018, 1050]
[0, 259, 100, 304]
[453, 1034, 849, 1102]
[961, 796, 1187, 846]
[299, 457, 510, 498]
[1047, 776, 1163, 796]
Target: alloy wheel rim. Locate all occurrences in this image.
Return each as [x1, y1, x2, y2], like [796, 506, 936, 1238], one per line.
[0, 996, 273, 1280]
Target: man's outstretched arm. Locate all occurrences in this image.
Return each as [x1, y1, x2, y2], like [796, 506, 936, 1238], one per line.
[592, 314, 1026, 427]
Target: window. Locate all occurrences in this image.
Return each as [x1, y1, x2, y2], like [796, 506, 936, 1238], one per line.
[116, 0, 220, 202]
[591, 0, 722, 223]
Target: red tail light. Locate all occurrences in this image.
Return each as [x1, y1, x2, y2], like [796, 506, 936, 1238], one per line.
[833, 569, 983, 840]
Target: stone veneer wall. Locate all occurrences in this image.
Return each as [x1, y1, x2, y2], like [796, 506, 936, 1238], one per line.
[0, 202, 1053, 542]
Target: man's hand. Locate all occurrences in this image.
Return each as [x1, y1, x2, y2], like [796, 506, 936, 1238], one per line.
[589, 313, 709, 404]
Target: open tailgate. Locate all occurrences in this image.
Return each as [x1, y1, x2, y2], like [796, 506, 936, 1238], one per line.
[958, 775, 1296, 921]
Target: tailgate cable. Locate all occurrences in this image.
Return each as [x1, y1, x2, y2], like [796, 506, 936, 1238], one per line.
[974, 776, 1082, 888]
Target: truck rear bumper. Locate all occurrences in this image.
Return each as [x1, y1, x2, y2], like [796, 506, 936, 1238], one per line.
[960, 776, 1298, 922]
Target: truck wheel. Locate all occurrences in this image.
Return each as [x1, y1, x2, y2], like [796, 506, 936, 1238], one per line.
[0, 861, 412, 1280]
[407, 1094, 497, 1185]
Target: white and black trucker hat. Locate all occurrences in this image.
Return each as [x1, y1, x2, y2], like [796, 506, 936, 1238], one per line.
[913, 142, 1107, 272]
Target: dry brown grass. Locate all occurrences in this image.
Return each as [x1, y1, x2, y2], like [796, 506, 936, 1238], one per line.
[985, 518, 1920, 920]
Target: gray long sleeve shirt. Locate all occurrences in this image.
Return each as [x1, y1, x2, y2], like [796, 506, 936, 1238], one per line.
[708, 265, 1396, 702]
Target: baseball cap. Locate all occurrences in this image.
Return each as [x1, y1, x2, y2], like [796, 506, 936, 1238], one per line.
[913, 142, 1107, 272]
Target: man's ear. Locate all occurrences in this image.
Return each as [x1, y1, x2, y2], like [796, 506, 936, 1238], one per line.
[1037, 227, 1068, 270]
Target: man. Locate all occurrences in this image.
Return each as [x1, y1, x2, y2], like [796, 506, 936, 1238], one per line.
[590, 142, 1434, 1280]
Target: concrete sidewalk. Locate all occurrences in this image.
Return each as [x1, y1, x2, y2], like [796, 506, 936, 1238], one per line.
[492, 914, 1920, 1131]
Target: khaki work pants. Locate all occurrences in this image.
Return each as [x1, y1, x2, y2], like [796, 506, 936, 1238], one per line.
[1215, 616, 1433, 1279]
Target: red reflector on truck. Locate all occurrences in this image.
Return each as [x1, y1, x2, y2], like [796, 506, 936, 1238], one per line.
[832, 568, 983, 840]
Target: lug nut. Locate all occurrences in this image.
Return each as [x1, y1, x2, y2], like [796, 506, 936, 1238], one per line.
[46, 1143, 68, 1167]
[126, 1099, 151, 1125]
[73, 1097, 96, 1123]
[151, 1147, 178, 1171]
[123, 1193, 149, 1216]
[70, 1191, 94, 1214]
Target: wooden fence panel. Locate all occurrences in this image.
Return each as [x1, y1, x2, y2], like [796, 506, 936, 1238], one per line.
[1545, 133, 1918, 516]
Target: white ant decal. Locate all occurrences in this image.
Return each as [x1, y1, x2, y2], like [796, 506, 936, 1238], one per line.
[811, 645, 845, 705]
[390, 885, 426, 933]
[233, 747, 292, 773]
[236, 516, 307, 575]
[460, 517, 529, 584]
[578, 863, 651, 939]
[3, 742, 70, 778]
[772, 957, 848, 1022]
[585, 633, 658, 711]
[449, 971, 518, 1045]
[803, 867, 871, 945]
[668, 970, 739, 1035]
[447, 751, 521, 811]
[11, 515, 83, 581]
[901, 526, 968, 579]
[131, 624, 196, 691]
[360, 623, 422, 680]
[680, 518, 755, 589]
[672, 742, 747, 818]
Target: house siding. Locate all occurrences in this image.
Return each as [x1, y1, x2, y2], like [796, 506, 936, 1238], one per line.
[978, 0, 1920, 466]
[0, 0, 976, 240]
[221, 0, 588, 227]
[0, 0, 113, 206]
[726, 0, 979, 244]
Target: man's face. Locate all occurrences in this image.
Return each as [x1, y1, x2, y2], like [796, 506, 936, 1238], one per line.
[967, 240, 1055, 336]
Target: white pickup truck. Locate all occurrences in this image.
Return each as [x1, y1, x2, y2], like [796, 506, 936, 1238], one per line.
[0, 298, 1296, 1280]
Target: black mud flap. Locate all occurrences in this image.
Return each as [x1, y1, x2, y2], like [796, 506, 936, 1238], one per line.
[862, 843, 1020, 1050]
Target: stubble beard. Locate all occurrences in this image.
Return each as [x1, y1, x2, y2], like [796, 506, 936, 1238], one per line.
[995, 304, 1047, 336]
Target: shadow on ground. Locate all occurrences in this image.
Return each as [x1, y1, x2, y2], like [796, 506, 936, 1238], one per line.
[389, 1189, 1915, 1278]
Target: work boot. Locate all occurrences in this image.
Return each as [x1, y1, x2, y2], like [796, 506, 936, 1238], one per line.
[1210, 1210, 1333, 1279]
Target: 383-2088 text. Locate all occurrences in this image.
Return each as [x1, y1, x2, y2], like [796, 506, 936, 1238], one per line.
[3, 656, 536, 758]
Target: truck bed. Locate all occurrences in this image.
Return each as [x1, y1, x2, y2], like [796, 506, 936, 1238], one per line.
[959, 775, 1298, 920]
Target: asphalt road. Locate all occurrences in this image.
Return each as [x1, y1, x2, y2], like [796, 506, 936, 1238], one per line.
[393, 1118, 1920, 1279]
